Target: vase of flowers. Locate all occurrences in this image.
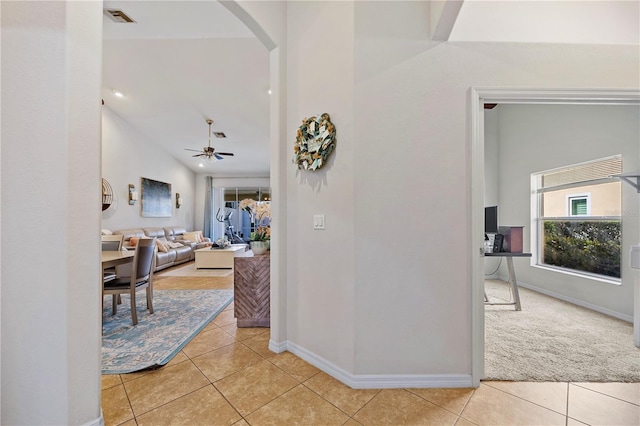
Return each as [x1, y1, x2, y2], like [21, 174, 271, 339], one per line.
[240, 198, 271, 254]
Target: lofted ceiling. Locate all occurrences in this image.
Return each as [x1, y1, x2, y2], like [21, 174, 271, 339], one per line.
[449, 0, 639, 45]
[102, 1, 639, 177]
[102, 0, 270, 176]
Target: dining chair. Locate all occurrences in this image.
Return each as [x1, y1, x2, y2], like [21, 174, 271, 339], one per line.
[103, 237, 156, 325]
[102, 234, 124, 251]
[101, 234, 124, 283]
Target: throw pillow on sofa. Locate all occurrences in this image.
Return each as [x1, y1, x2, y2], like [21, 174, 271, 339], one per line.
[156, 239, 169, 253]
[182, 231, 200, 243]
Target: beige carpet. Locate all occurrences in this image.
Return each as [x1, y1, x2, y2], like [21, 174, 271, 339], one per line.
[154, 262, 233, 291]
[484, 279, 640, 382]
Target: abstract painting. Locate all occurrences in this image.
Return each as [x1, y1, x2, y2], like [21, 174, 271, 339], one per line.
[141, 177, 172, 217]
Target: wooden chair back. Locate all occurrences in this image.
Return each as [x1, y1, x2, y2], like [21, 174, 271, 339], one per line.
[101, 234, 124, 251]
[131, 238, 156, 283]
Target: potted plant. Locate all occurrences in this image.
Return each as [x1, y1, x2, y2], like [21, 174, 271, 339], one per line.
[250, 226, 270, 255]
[240, 198, 271, 255]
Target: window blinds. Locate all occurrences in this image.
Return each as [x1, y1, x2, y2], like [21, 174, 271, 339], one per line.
[539, 155, 622, 192]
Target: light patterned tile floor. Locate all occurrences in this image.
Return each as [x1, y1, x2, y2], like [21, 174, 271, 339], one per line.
[101, 264, 640, 425]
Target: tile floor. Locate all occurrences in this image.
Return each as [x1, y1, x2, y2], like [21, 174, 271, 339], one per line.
[102, 266, 640, 425]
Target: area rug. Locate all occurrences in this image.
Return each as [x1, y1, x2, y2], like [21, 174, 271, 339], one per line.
[484, 279, 640, 382]
[102, 289, 233, 374]
[158, 263, 232, 278]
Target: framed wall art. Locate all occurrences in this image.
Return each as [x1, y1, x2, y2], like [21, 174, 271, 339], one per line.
[141, 177, 172, 217]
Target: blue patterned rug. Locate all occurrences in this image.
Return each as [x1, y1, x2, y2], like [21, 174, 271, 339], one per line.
[102, 289, 233, 374]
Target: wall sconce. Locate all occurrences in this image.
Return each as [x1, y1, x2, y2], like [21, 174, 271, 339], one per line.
[176, 193, 183, 208]
[128, 184, 138, 205]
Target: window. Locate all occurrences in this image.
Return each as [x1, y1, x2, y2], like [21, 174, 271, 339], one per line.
[567, 194, 590, 216]
[532, 156, 622, 280]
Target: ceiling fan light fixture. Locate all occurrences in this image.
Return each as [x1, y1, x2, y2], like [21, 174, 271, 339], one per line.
[184, 118, 234, 164]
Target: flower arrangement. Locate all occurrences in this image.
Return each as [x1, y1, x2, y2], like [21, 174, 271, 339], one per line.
[239, 198, 257, 214]
[239, 198, 271, 240]
[240, 199, 271, 224]
[255, 202, 271, 224]
[251, 226, 271, 241]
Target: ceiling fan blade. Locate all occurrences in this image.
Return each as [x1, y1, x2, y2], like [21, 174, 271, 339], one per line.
[214, 153, 224, 160]
[185, 148, 203, 153]
[192, 153, 205, 158]
[216, 152, 234, 156]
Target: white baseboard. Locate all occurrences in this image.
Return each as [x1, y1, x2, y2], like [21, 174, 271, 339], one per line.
[82, 411, 104, 426]
[269, 338, 287, 353]
[270, 340, 472, 389]
[513, 279, 633, 323]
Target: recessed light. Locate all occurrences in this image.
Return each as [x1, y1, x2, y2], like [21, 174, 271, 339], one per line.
[113, 90, 124, 98]
[198, 163, 204, 168]
[267, 89, 272, 95]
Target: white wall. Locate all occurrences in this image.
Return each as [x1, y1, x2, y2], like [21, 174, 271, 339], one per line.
[1, 1, 103, 424]
[280, 1, 639, 383]
[484, 109, 499, 206]
[353, 1, 473, 376]
[495, 104, 640, 318]
[101, 107, 197, 232]
[285, 1, 357, 373]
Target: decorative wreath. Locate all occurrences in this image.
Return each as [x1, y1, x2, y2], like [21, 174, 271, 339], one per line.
[293, 113, 336, 171]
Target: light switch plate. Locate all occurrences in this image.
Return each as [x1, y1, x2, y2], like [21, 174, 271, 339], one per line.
[313, 214, 325, 230]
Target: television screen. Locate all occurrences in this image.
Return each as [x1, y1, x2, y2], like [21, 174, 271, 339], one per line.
[485, 206, 498, 234]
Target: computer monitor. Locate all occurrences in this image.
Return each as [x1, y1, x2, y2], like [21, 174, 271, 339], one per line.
[485, 206, 498, 234]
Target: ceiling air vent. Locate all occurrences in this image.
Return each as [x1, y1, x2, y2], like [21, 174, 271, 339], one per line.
[103, 9, 136, 23]
[213, 132, 227, 139]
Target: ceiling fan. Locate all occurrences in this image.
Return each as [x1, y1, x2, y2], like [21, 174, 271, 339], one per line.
[185, 119, 234, 161]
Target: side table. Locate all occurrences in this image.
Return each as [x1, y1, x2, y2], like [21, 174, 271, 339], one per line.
[233, 253, 270, 327]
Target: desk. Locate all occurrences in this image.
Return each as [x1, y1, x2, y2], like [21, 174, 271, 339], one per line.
[484, 252, 531, 311]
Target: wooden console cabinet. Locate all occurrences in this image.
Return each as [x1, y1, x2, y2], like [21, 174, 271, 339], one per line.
[233, 253, 270, 327]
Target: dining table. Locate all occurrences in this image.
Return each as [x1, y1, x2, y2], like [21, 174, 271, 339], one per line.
[101, 250, 135, 271]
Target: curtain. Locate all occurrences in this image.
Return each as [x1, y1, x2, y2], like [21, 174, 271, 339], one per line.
[203, 176, 213, 240]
